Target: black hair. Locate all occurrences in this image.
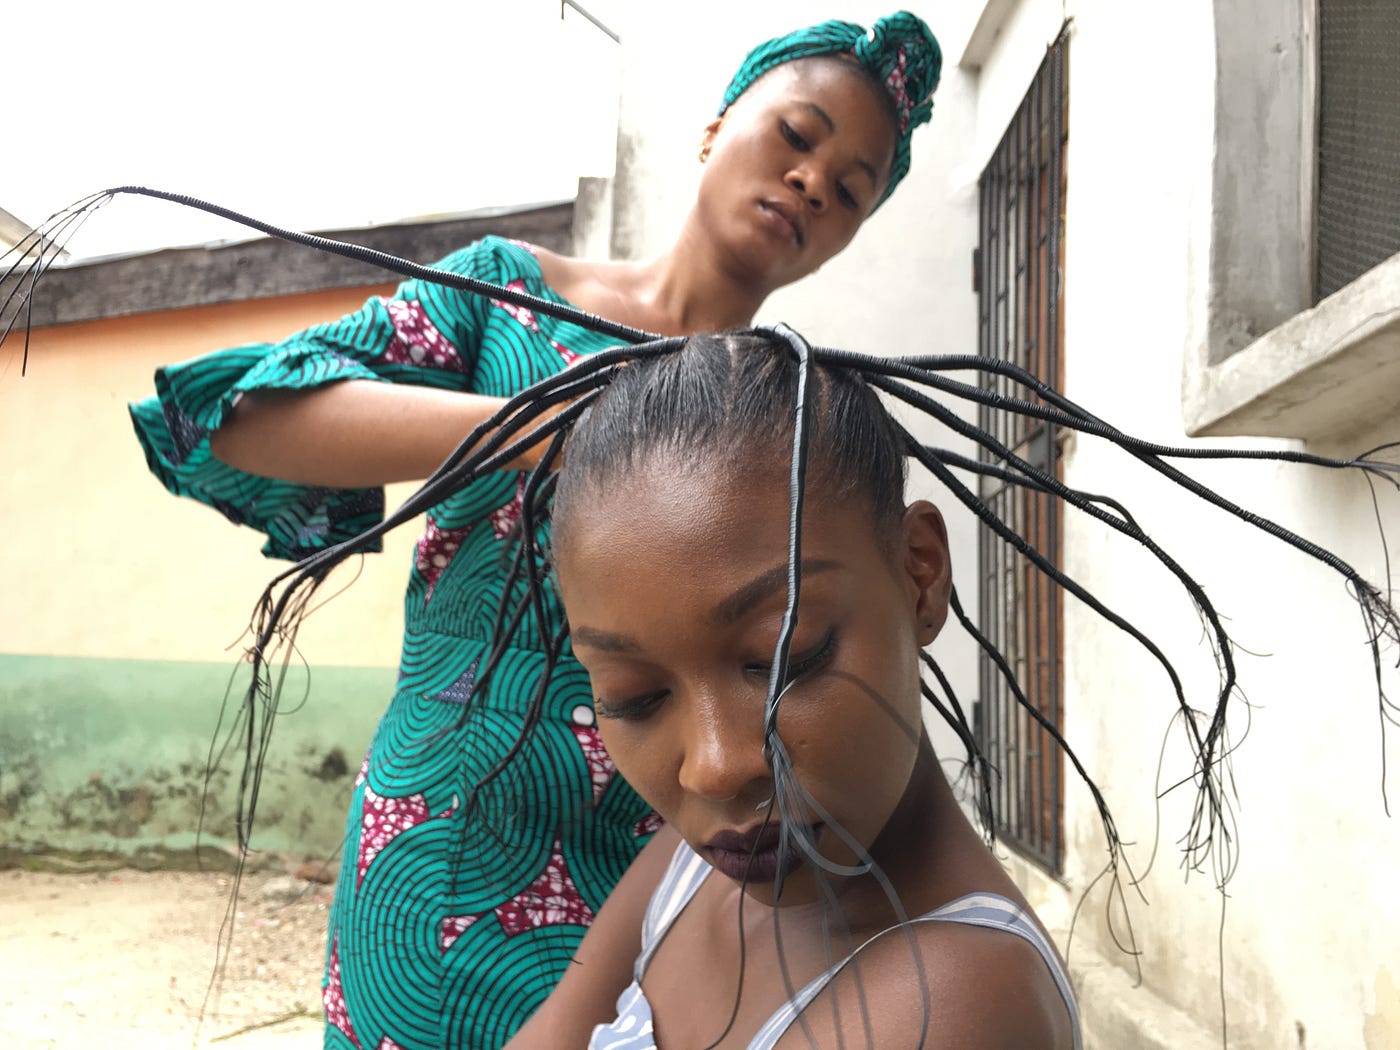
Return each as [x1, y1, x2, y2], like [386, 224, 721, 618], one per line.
[7, 187, 1400, 1048]
[552, 328, 908, 547]
[9, 192, 1400, 884]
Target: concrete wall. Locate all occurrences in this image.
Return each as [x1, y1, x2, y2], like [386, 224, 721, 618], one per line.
[1, 288, 417, 864]
[596, 1, 1398, 1046]
[967, 2, 1400, 1047]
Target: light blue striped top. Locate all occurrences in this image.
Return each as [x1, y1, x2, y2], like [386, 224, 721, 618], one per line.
[589, 842, 1082, 1050]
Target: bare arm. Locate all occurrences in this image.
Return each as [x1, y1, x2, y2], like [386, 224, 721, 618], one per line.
[504, 824, 680, 1050]
[209, 380, 549, 486]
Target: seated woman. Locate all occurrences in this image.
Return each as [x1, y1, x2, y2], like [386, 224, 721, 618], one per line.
[506, 329, 1080, 1049]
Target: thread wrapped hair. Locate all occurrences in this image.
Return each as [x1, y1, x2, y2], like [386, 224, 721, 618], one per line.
[5, 187, 1399, 1046]
[718, 10, 942, 208]
[6, 186, 1399, 882]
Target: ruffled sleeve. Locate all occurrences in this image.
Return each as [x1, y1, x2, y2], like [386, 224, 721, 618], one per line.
[129, 240, 501, 560]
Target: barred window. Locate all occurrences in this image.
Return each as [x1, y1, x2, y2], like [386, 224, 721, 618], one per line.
[973, 29, 1069, 873]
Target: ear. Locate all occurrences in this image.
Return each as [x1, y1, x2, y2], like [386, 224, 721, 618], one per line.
[901, 500, 952, 647]
[700, 116, 724, 154]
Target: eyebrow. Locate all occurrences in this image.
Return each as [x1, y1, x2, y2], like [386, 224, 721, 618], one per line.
[570, 626, 641, 653]
[797, 102, 879, 186]
[709, 558, 842, 626]
[799, 101, 835, 133]
[568, 558, 844, 653]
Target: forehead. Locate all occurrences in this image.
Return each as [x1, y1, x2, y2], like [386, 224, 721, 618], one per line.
[733, 58, 896, 156]
[554, 456, 886, 592]
[736, 55, 895, 125]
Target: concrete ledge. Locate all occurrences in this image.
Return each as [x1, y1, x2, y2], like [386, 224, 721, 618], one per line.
[958, 0, 1026, 70]
[998, 852, 1216, 1047]
[1185, 251, 1400, 441]
[1072, 950, 1219, 1049]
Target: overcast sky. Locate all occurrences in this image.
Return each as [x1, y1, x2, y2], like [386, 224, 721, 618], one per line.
[6, 0, 623, 260]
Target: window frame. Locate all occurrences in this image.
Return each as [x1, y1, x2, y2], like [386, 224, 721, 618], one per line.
[1184, 0, 1400, 442]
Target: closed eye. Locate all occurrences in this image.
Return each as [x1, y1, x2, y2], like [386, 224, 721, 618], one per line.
[595, 689, 667, 722]
[745, 630, 838, 684]
[780, 121, 810, 152]
[835, 182, 859, 210]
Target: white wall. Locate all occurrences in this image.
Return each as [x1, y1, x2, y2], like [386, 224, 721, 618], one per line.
[599, 1, 1400, 1047]
[979, 1, 1400, 1048]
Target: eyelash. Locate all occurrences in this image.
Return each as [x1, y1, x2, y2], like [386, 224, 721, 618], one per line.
[746, 629, 838, 683]
[779, 122, 860, 211]
[779, 120, 810, 152]
[594, 690, 666, 723]
[593, 630, 839, 723]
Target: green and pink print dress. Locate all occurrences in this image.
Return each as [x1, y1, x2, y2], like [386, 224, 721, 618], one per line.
[130, 237, 658, 1050]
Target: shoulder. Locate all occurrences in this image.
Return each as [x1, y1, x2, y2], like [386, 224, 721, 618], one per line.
[410, 237, 555, 345]
[429, 236, 541, 281]
[528, 244, 603, 301]
[778, 907, 1076, 1050]
[438, 238, 603, 312]
[912, 915, 1076, 1047]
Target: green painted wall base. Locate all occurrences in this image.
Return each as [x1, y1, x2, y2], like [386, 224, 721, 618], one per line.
[0, 654, 392, 864]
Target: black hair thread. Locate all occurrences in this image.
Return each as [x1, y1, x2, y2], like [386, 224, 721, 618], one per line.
[7, 188, 1399, 1050]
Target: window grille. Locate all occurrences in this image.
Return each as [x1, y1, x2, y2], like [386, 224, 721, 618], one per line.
[1316, 0, 1400, 299]
[973, 29, 1069, 873]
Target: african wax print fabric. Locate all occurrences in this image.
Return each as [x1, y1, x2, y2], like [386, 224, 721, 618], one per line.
[130, 237, 658, 1049]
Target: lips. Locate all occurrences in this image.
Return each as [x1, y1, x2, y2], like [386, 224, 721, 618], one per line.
[703, 821, 821, 883]
[758, 200, 804, 247]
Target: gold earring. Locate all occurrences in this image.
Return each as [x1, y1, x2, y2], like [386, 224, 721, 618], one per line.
[698, 143, 711, 163]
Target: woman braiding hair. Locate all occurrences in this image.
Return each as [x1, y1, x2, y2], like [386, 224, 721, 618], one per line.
[6, 9, 1398, 1049]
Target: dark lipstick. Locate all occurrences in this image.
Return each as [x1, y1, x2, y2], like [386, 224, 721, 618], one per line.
[703, 822, 820, 883]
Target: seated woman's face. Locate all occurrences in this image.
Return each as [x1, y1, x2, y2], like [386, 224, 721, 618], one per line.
[556, 455, 946, 906]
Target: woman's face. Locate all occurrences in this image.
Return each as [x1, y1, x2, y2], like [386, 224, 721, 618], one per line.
[697, 59, 898, 291]
[556, 456, 950, 906]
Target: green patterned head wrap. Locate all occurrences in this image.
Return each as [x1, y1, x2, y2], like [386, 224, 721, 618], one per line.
[719, 11, 942, 209]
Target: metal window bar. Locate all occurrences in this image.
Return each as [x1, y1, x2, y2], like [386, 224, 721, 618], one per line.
[974, 28, 1069, 873]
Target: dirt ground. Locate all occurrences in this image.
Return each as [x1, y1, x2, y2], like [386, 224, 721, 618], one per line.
[0, 866, 331, 1049]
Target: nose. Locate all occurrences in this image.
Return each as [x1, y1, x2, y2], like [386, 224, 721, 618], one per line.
[784, 168, 827, 213]
[677, 700, 772, 803]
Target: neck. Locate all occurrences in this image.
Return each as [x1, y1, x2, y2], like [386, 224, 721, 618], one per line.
[846, 739, 963, 913]
[730, 740, 973, 935]
[629, 213, 780, 335]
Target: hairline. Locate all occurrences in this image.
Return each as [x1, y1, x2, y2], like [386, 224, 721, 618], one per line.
[553, 440, 906, 563]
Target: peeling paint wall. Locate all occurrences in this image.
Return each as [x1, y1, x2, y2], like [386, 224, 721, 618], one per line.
[1, 287, 418, 865]
[0, 653, 388, 863]
[1365, 966, 1400, 1049]
[957, 2, 1400, 1048]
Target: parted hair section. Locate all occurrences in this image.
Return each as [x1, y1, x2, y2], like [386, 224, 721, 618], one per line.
[551, 329, 909, 545]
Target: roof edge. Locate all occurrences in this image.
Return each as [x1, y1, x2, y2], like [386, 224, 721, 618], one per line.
[13, 200, 575, 329]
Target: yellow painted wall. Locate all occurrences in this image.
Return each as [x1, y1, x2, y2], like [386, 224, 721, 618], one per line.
[0, 285, 420, 669]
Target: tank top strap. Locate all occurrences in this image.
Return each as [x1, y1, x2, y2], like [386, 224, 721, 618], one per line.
[634, 841, 712, 979]
[748, 892, 1082, 1050]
